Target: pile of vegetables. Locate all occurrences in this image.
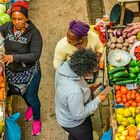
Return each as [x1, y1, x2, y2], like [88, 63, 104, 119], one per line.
[114, 107, 140, 140]
[0, 4, 10, 25]
[115, 85, 140, 107]
[107, 29, 137, 52]
[108, 60, 140, 86]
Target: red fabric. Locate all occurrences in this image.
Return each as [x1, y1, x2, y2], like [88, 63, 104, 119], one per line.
[12, 7, 21, 12]
[12, 1, 28, 10]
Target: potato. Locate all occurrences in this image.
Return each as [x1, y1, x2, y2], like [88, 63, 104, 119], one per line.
[117, 36, 124, 44]
[123, 42, 129, 48]
[122, 47, 127, 51]
[110, 37, 117, 43]
[110, 43, 116, 49]
[116, 43, 123, 49]
[125, 39, 130, 44]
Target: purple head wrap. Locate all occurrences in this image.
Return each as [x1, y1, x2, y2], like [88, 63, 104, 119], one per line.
[69, 20, 90, 38]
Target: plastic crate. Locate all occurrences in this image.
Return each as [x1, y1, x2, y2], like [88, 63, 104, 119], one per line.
[0, 0, 12, 9]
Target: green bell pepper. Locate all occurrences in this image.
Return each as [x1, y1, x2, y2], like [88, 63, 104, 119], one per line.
[129, 73, 136, 79]
[130, 60, 138, 67]
[133, 66, 140, 73]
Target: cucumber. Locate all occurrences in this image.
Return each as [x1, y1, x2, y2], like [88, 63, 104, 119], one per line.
[112, 71, 129, 78]
[111, 78, 129, 82]
[115, 80, 136, 85]
[109, 66, 127, 75]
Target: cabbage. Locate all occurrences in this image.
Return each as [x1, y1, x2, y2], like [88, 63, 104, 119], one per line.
[0, 13, 10, 24]
[0, 4, 6, 14]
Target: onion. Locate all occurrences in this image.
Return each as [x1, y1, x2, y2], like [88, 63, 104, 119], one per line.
[113, 29, 122, 37]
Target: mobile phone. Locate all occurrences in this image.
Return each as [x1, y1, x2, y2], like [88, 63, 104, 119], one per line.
[91, 83, 105, 97]
[100, 86, 112, 95]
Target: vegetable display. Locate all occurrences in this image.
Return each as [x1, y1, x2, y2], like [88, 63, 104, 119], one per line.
[107, 24, 140, 140]
[107, 29, 137, 52]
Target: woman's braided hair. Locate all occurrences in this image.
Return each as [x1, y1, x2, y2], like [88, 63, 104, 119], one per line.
[69, 48, 98, 76]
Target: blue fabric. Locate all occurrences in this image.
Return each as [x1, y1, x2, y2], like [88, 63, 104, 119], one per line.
[101, 129, 112, 140]
[6, 112, 21, 140]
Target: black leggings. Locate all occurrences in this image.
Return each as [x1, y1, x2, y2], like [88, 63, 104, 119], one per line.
[62, 116, 93, 140]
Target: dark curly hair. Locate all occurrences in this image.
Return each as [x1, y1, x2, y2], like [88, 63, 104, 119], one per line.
[69, 48, 98, 76]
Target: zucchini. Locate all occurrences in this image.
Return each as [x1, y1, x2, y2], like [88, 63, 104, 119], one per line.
[111, 78, 129, 82]
[112, 71, 129, 78]
[109, 66, 127, 75]
[115, 80, 136, 85]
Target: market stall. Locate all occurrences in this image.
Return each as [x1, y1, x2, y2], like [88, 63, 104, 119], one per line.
[105, 23, 140, 140]
[0, 1, 13, 139]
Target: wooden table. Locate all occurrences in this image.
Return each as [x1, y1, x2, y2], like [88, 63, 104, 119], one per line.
[118, 0, 140, 25]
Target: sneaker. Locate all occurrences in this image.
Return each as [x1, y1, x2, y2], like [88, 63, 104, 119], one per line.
[32, 120, 42, 136]
[24, 107, 33, 121]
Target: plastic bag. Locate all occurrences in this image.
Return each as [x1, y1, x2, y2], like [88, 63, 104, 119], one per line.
[101, 128, 112, 140]
[6, 112, 21, 140]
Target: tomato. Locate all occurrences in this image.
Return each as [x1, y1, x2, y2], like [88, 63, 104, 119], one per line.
[120, 86, 128, 94]
[131, 90, 137, 94]
[131, 101, 137, 107]
[126, 94, 131, 101]
[131, 92, 136, 100]
[116, 97, 121, 104]
[135, 95, 140, 103]
[126, 136, 136, 140]
[115, 90, 121, 95]
[128, 128, 137, 137]
[128, 100, 133, 104]
[127, 90, 132, 95]
[136, 93, 139, 97]
[115, 94, 121, 98]
[122, 94, 126, 98]
[114, 85, 121, 91]
[124, 102, 130, 107]
[137, 102, 140, 106]
[122, 98, 127, 104]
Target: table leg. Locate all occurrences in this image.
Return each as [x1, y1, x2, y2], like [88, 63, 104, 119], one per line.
[120, 2, 126, 25]
[138, 2, 140, 21]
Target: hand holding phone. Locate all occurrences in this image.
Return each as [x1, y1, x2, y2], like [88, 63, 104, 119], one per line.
[100, 86, 112, 95]
[98, 86, 112, 102]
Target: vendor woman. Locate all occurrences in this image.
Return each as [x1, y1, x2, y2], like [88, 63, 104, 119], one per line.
[0, 1, 42, 136]
[53, 20, 103, 69]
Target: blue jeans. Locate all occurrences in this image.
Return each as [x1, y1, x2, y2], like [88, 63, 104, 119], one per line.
[23, 69, 41, 120]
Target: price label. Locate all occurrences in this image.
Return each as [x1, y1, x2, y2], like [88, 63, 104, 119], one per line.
[126, 83, 137, 90]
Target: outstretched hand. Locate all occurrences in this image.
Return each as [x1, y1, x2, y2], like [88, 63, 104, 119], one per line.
[3, 55, 13, 66]
[98, 93, 108, 102]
